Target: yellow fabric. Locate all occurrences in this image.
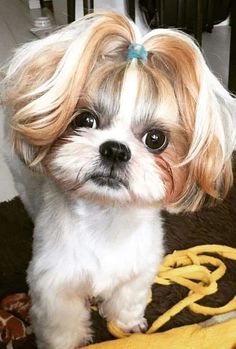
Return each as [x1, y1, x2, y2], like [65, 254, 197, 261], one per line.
[108, 244, 236, 338]
[84, 318, 236, 349]
[84, 245, 236, 349]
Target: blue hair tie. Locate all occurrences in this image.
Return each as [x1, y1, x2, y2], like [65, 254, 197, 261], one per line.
[127, 43, 148, 62]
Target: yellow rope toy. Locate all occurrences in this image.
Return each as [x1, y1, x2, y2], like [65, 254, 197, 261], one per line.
[107, 244, 236, 338]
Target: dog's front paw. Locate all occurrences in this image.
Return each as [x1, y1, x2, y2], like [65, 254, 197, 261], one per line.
[115, 317, 148, 333]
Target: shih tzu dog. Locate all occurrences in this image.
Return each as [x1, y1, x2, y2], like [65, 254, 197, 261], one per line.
[2, 11, 236, 349]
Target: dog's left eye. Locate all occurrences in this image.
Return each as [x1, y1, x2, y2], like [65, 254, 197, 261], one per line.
[142, 129, 168, 153]
[72, 112, 99, 129]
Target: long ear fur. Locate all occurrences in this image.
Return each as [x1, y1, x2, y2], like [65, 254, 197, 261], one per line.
[1, 12, 135, 170]
[143, 29, 236, 211]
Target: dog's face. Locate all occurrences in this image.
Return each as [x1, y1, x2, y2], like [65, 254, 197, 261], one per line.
[4, 12, 235, 211]
[45, 61, 186, 207]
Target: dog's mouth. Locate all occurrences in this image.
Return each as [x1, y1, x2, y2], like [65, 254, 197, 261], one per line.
[86, 173, 128, 189]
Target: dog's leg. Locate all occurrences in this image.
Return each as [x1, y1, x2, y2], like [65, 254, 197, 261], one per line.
[30, 290, 92, 349]
[100, 272, 154, 333]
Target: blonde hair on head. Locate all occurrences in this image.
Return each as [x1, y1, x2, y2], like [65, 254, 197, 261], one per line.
[2, 11, 235, 211]
[2, 12, 136, 166]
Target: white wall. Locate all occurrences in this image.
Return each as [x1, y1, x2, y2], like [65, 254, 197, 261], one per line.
[76, 0, 148, 34]
[75, 0, 125, 18]
[21, 0, 41, 9]
[28, 0, 41, 9]
[53, 0, 148, 34]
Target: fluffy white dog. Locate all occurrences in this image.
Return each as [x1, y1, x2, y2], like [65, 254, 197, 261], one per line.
[2, 11, 235, 349]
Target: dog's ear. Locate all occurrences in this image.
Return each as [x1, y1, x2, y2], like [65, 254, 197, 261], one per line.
[3, 40, 66, 171]
[3, 28, 78, 171]
[2, 12, 135, 171]
[145, 31, 235, 211]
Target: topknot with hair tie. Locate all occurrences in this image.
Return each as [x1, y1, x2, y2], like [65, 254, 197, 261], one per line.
[127, 43, 148, 62]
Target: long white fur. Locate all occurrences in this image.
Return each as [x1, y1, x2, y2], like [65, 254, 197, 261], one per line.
[2, 12, 236, 349]
[118, 60, 138, 123]
[143, 28, 236, 162]
[3, 22, 165, 349]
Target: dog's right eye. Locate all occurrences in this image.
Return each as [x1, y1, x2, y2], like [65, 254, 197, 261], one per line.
[142, 129, 168, 153]
[72, 112, 99, 129]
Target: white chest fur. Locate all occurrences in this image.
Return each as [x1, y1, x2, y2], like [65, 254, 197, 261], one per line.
[29, 185, 164, 299]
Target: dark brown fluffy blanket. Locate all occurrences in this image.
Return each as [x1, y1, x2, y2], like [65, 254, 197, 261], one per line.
[1, 159, 236, 348]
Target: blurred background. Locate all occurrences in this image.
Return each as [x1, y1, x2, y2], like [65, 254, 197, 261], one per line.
[0, 0, 235, 203]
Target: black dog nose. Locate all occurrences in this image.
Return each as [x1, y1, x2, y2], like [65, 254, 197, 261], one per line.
[99, 141, 131, 163]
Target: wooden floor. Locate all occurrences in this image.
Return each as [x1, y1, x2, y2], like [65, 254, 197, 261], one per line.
[0, 0, 231, 202]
